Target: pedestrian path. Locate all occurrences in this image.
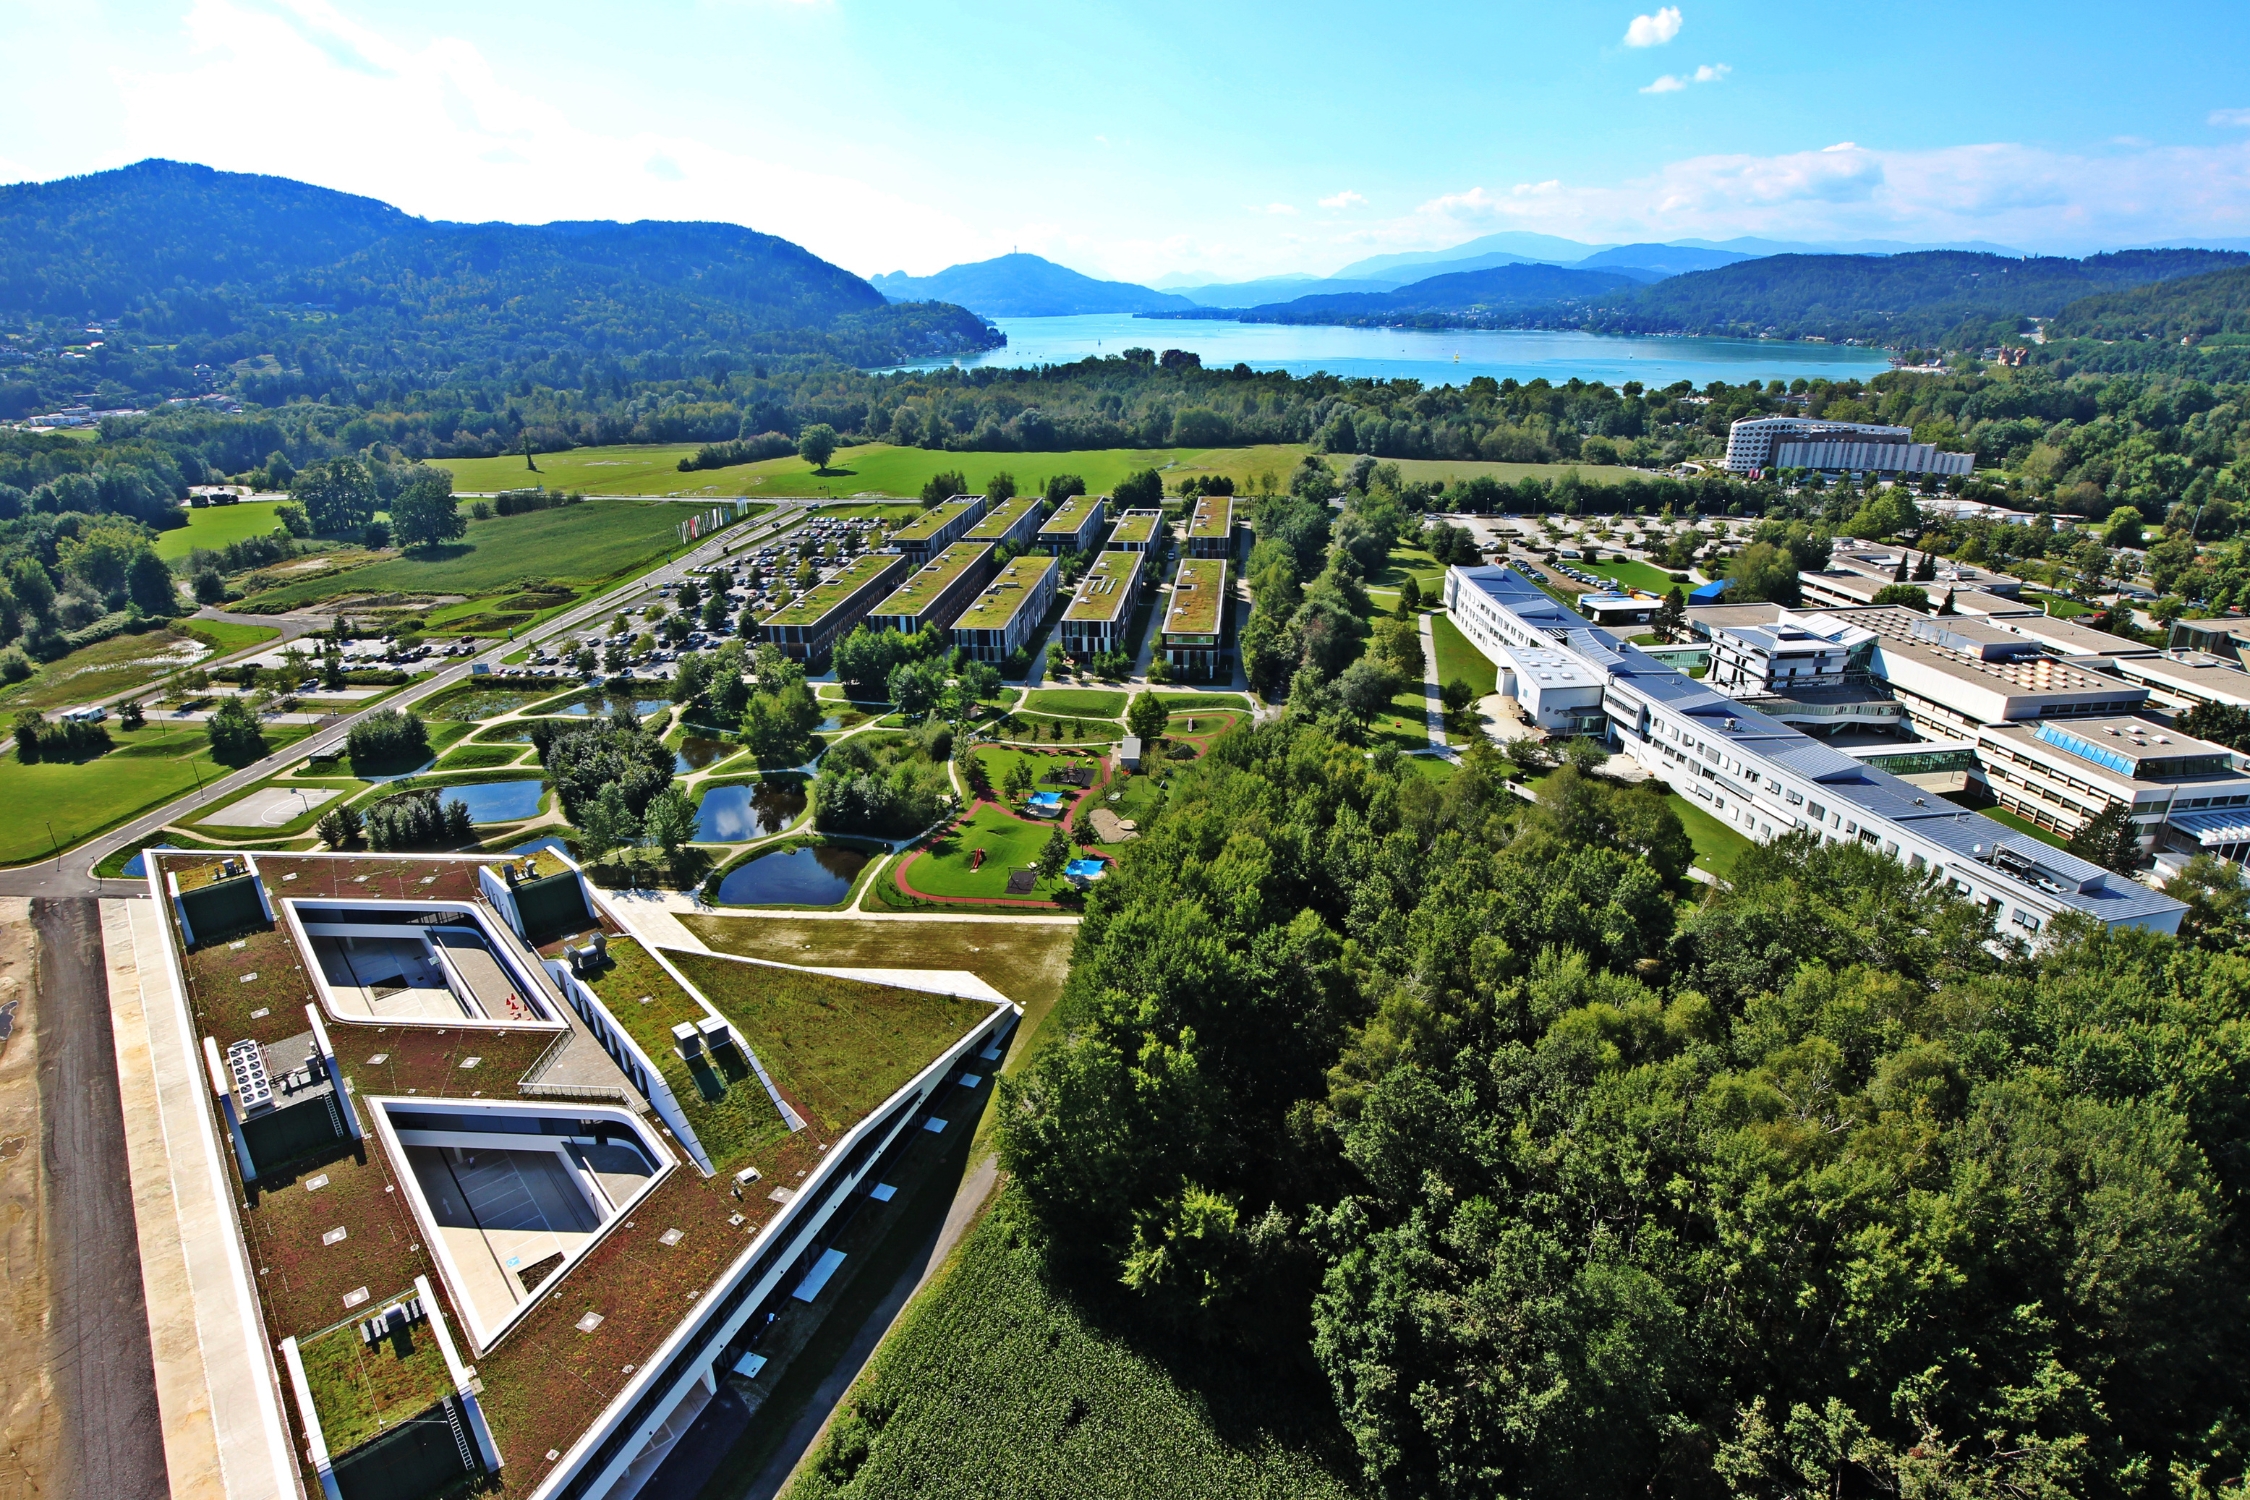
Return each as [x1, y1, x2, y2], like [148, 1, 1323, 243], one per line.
[1417, 611, 1456, 760]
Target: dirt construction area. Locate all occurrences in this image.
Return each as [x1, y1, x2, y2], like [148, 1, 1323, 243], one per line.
[0, 898, 54, 1498]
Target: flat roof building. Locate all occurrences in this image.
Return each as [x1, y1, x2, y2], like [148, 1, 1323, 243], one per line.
[1106, 508, 1163, 552]
[1724, 415, 1971, 477]
[951, 553, 1060, 663]
[1060, 549, 1146, 655]
[890, 497, 989, 561]
[2105, 651, 2250, 714]
[963, 495, 1045, 550]
[1036, 495, 1107, 556]
[759, 552, 909, 661]
[1978, 716, 2250, 847]
[1160, 557, 1231, 681]
[1185, 496, 1236, 559]
[866, 542, 998, 637]
[1578, 591, 1660, 629]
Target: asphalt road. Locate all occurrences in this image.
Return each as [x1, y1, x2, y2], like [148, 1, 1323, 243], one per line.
[35, 896, 169, 1500]
[0, 499, 818, 900]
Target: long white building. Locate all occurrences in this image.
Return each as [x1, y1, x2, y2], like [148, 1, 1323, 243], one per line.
[1723, 415, 1974, 478]
[1444, 565, 2186, 935]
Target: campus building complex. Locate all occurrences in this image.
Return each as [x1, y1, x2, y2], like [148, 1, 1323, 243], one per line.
[889, 497, 990, 562]
[1722, 415, 1975, 479]
[865, 542, 998, 637]
[1445, 564, 2188, 934]
[141, 847, 1017, 1500]
[1059, 548, 1145, 656]
[950, 554, 1060, 663]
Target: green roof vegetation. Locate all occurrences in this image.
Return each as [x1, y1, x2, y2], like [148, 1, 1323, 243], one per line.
[762, 554, 903, 629]
[1163, 559, 1228, 637]
[872, 543, 993, 621]
[1037, 496, 1099, 539]
[1187, 496, 1234, 540]
[890, 499, 978, 545]
[297, 1303, 456, 1455]
[964, 496, 1042, 542]
[953, 555, 1058, 633]
[1064, 551, 1141, 624]
[1107, 509, 1161, 547]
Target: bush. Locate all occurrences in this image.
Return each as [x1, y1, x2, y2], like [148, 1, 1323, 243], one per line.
[345, 708, 430, 769]
[812, 733, 952, 838]
[0, 649, 29, 684]
[205, 697, 266, 765]
[315, 802, 364, 849]
[364, 787, 471, 851]
[678, 432, 795, 472]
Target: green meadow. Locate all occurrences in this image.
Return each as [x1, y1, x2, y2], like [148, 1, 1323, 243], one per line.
[155, 501, 292, 561]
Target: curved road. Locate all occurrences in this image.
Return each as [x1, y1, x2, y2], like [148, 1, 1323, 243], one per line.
[0, 500, 817, 900]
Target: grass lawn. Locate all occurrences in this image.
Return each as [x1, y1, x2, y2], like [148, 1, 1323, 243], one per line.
[238, 500, 689, 613]
[154, 502, 291, 562]
[0, 721, 312, 865]
[2024, 590, 2090, 619]
[1000, 713, 1119, 747]
[781, 1197, 1366, 1500]
[664, 950, 991, 1137]
[1430, 613, 1496, 698]
[1965, 802, 2072, 850]
[0, 627, 213, 712]
[1022, 688, 1127, 717]
[1661, 791, 1757, 879]
[1582, 558, 1687, 594]
[677, 916, 1075, 1066]
[435, 743, 530, 771]
[1151, 692, 1250, 712]
[908, 799, 1069, 900]
[432, 445, 737, 497]
[677, 444, 1266, 501]
[182, 618, 282, 656]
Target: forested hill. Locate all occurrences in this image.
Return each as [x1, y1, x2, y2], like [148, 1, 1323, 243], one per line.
[870, 253, 1195, 317]
[0, 160, 998, 413]
[2048, 262, 2250, 344]
[1226, 262, 1639, 327]
[1585, 248, 2248, 345]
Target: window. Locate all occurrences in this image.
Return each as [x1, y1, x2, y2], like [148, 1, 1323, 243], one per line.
[2012, 908, 2042, 931]
[1785, 790, 1804, 806]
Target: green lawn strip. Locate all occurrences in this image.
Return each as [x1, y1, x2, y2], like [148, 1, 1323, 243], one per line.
[0, 625, 217, 712]
[472, 716, 578, 745]
[1658, 790, 1757, 878]
[181, 618, 283, 656]
[0, 722, 314, 866]
[435, 743, 531, 771]
[1583, 558, 1688, 594]
[663, 951, 990, 1138]
[579, 937, 790, 1174]
[994, 713, 1118, 746]
[1430, 614, 1497, 697]
[1966, 802, 2072, 850]
[1149, 692, 1249, 713]
[236, 501, 689, 613]
[2024, 590, 2090, 619]
[1409, 755, 1460, 784]
[902, 799, 1074, 902]
[1022, 688, 1127, 718]
[778, 1194, 1366, 1500]
[154, 502, 293, 562]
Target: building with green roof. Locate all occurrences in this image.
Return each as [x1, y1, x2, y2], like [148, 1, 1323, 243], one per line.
[963, 495, 1045, 549]
[951, 554, 1060, 664]
[867, 542, 998, 637]
[1105, 508, 1163, 552]
[1060, 549, 1145, 656]
[759, 553, 910, 661]
[1036, 495, 1107, 556]
[890, 497, 989, 561]
[1186, 495, 1237, 559]
[1161, 557, 1232, 680]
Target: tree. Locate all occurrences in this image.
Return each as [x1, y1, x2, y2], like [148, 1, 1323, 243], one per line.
[388, 467, 466, 551]
[127, 549, 178, 614]
[1125, 692, 1172, 744]
[1560, 734, 1610, 774]
[346, 708, 429, 770]
[192, 568, 226, 605]
[11, 710, 41, 764]
[1003, 756, 1036, 803]
[642, 786, 695, 857]
[1038, 825, 1074, 882]
[1654, 585, 1686, 640]
[1441, 677, 1476, 715]
[315, 802, 363, 849]
[2161, 853, 2250, 947]
[1044, 474, 1087, 504]
[1724, 541, 1801, 605]
[1336, 658, 1394, 725]
[1114, 467, 1163, 508]
[119, 698, 144, 730]
[985, 471, 1017, 503]
[577, 782, 640, 862]
[1872, 582, 1932, 610]
[1396, 576, 1420, 616]
[289, 456, 379, 536]
[205, 696, 267, 765]
[798, 424, 839, 473]
[1912, 550, 1938, 581]
[2104, 504, 2147, 549]
[920, 469, 968, 506]
[955, 657, 1001, 712]
[2066, 800, 2140, 872]
[887, 657, 949, 720]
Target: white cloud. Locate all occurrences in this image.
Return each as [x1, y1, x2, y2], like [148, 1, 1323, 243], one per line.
[105, 0, 1005, 276]
[2212, 107, 2250, 127]
[1642, 61, 1728, 93]
[1318, 190, 1366, 210]
[1623, 7, 1682, 47]
[1384, 135, 2250, 252]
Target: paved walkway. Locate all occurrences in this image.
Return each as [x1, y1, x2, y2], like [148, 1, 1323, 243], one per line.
[101, 897, 297, 1500]
[1416, 611, 1452, 758]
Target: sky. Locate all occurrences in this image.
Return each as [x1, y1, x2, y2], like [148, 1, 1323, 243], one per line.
[4, 0, 2250, 285]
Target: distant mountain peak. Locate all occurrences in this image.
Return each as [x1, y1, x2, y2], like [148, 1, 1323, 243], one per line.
[870, 253, 1193, 318]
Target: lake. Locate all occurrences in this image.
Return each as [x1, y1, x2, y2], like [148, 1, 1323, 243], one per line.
[715, 844, 870, 906]
[694, 780, 807, 841]
[891, 314, 1893, 389]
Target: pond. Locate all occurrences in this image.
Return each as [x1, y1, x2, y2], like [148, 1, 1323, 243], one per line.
[674, 736, 737, 773]
[715, 844, 870, 906]
[438, 780, 546, 824]
[695, 780, 806, 841]
[559, 692, 672, 720]
[427, 687, 549, 722]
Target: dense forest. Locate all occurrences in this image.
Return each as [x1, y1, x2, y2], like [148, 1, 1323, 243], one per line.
[978, 722, 2250, 1500]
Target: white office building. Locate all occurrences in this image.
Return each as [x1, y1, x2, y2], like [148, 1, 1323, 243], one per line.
[1446, 565, 2187, 935]
[1723, 415, 1974, 478]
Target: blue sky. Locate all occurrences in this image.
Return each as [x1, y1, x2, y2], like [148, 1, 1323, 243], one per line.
[4, 0, 2250, 283]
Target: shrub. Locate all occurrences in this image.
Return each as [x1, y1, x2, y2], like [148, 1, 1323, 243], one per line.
[315, 802, 364, 849]
[205, 697, 266, 765]
[345, 708, 429, 769]
[364, 787, 471, 851]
